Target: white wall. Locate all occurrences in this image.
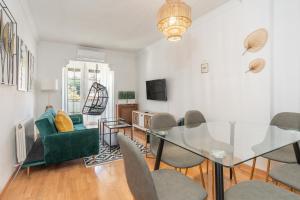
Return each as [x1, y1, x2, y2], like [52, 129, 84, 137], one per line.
[137, 0, 272, 123]
[0, 0, 37, 192]
[137, 0, 300, 169]
[36, 41, 137, 116]
[271, 0, 300, 115]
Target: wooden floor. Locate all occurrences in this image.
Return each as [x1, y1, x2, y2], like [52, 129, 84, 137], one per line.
[0, 130, 296, 200]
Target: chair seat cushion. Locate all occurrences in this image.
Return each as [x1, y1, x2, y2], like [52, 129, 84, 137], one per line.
[225, 180, 300, 200]
[262, 144, 297, 163]
[270, 164, 300, 191]
[152, 142, 205, 168]
[152, 169, 207, 200]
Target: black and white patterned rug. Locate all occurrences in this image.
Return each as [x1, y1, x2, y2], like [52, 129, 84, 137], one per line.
[83, 138, 149, 168]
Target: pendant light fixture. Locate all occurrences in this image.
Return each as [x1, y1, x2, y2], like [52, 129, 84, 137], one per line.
[157, 0, 192, 42]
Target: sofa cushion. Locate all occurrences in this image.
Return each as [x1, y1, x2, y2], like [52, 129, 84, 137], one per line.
[35, 112, 58, 137]
[46, 108, 56, 117]
[74, 124, 86, 131]
[55, 111, 74, 132]
[69, 114, 83, 125]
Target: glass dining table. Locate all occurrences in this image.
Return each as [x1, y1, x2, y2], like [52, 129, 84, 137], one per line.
[148, 122, 300, 200]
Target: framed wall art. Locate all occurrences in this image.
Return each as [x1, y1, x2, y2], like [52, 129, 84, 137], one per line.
[201, 63, 209, 73]
[0, 1, 18, 86]
[27, 51, 34, 91]
[17, 37, 28, 91]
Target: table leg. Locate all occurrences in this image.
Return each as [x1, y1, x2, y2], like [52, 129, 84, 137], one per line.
[215, 162, 224, 200]
[154, 139, 165, 170]
[98, 120, 100, 135]
[102, 122, 105, 145]
[131, 127, 133, 140]
[230, 168, 233, 180]
[109, 128, 112, 152]
[123, 128, 126, 136]
[293, 142, 300, 164]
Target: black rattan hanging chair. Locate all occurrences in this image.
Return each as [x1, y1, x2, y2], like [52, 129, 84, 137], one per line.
[82, 82, 109, 115]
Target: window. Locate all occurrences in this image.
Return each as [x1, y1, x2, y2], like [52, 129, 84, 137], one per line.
[87, 65, 101, 92]
[67, 68, 81, 114]
[62, 61, 114, 119]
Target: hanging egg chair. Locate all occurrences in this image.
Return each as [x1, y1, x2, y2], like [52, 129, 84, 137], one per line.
[82, 82, 109, 115]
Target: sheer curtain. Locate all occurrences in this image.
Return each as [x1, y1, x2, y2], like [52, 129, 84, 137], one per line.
[63, 60, 114, 123]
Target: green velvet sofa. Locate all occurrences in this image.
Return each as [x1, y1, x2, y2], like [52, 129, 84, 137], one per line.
[35, 109, 99, 164]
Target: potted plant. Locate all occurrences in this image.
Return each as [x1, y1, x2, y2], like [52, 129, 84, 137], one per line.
[127, 91, 136, 104]
[118, 91, 127, 104]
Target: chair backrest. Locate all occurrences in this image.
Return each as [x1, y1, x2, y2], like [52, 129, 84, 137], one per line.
[149, 113, 177, 155]
[185, 110, 206, 126]
[150, 113, 177, 130]
[118, 135, 159, 200]
[270, 112, 300, 131]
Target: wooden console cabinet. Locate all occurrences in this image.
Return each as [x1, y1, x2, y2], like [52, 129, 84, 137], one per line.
[116, 104, 138, 124]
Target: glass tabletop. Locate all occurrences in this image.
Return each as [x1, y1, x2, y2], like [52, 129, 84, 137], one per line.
[100, 117, 125, 123]
[104, 120, 131, 129]
[149, 122, 300, 167]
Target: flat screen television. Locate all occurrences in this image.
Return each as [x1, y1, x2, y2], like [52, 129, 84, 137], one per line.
[146, 79, 167, 101]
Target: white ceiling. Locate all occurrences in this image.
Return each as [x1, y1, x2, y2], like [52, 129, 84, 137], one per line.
[27, 0, 228, 51]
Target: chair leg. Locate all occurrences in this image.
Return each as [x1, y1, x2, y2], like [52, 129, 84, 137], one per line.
[232, 167, 237, 184]
[250, 158, 256, 180]
[145, 134, 149, 158]
[212, 163, 215, 198]
[27, 167, 30, 176]
[206, 159, 209, 174]
[199, 165, 206, 189]
[266, 159, 271, 182]
[185, 168, 189, 175]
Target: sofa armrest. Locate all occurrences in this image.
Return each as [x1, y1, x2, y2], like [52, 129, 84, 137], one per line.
[69, 114, 83, 125]
[43, 128, 99, 164]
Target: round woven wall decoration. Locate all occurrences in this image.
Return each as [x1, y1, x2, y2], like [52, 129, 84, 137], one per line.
[243, 28, 268, 55]
[246, 58, 266, 73]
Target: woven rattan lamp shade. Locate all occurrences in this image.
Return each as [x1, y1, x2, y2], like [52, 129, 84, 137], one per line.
[157, 0, 192, 42]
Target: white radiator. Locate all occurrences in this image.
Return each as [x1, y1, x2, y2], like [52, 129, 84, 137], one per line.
[16, 118, 35, 163]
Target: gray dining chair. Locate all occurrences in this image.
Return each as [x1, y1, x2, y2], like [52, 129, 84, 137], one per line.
[184, 110, 211, 181]
[225, 180, 300, 200]
[269, 163, 300, 192]
[150, 113, 206, 188]
[185, 110, 237, 197]
[250, 112, 300, 181]
[185, 110, 206, 125]
[184, 111, 207, 167]
[118, 134, 208, 200]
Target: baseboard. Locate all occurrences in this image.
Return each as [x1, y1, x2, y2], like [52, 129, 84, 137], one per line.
[0, 166, 19, 198]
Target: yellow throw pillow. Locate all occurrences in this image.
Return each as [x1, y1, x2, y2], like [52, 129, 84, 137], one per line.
[55, 111, 74, 132]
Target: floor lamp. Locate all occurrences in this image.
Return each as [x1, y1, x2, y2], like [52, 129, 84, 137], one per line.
[41, 79, 58, 110]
